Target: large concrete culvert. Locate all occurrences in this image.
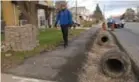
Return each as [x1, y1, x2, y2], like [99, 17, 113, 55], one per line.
[101, 49, 131, 78]
[97, 33, 110, 46]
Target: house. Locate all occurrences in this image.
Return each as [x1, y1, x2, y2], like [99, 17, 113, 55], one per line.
[1, 1, 55, 28]
[55, 0, 67, 12]
[38, 1, 55, 28]
[70, 6, 91, 24]
[1, 1, 55, 51]
[136, 6, 139, 21]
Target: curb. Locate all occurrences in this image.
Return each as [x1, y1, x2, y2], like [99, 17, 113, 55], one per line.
[2, 73, 57, 82]
[109, 31, 139, 79]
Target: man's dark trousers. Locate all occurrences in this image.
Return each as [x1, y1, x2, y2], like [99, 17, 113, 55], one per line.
[61, 24, 69, 47]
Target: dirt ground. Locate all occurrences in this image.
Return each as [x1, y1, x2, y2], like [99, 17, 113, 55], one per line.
[78, 31, 138, 82]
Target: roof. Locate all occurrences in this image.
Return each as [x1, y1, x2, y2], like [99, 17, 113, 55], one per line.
[70, 6, 86, 10]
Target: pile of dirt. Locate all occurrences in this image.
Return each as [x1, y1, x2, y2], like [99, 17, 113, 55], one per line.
[78, 31, 138, 82]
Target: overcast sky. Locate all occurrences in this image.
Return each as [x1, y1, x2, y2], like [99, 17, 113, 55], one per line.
[65, 0, 139, 18]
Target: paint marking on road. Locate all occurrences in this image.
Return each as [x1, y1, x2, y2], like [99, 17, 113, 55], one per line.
[12, 75, 57, 82]
[12, 76, 39, 82]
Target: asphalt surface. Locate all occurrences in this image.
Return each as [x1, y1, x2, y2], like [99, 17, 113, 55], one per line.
[112, 22, 139, 78]
[2, 27, 99, 82]
[124, 22, 139, 35]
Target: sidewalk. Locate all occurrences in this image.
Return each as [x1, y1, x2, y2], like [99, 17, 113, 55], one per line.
[3, 27, 99, 82]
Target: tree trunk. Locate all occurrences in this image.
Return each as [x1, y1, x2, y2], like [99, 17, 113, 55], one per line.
[16, 1, 39, 44]
[17, 1, 38, 26]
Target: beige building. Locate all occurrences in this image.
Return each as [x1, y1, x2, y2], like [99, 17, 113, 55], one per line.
[38, 0, 55, 28]
[70, 6, 91, 24]
[55, 0, 67, 11]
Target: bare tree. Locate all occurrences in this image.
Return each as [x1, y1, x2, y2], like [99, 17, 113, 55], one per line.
[124, 8, 135, 22]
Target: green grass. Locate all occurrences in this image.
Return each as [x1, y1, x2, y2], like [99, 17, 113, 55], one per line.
[1, 28, 85, 72]
[39, 28, 62, 47]
[1, 33, 4, 41]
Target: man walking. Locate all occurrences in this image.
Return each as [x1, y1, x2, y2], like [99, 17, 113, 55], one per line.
[55, 3, 73, 48]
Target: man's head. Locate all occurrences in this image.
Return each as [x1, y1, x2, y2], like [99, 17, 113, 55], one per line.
[61, 2, 67, 10]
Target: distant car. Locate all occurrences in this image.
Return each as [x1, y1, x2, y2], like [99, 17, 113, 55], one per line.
[107, 18, 115, 28]
[114, 19, 125, 28]
[121, 19, 125, 28]
[107, 18, 125, 29]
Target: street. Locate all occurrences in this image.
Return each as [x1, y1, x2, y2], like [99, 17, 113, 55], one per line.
[1, 0, 139, 82]
[113, 22, 139, 77]
[124, 22, 139, 35]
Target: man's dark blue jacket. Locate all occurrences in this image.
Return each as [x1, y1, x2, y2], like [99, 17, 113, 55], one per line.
[56, 9, 73, 26]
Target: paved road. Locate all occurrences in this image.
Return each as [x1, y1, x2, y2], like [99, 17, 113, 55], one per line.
[113, 22, 139, 77]
[124, 22, 139, 35]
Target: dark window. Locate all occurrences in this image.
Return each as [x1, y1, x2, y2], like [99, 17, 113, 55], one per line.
[11, 1, 17, 5]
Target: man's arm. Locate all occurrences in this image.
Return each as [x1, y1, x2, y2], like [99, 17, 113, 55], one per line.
[55, 12, 60, 27]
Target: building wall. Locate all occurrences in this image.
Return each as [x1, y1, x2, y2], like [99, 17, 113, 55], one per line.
[1, 1, 20, 26]
[137, 6, 139, 13]
[46, 0, 54, 7]
[55, 1, 66, 11]
[70, 7, 90, 16]
[39, 0, 54, 7]
[46, 0, 54, 27]
[38, 0, 54, 28]
[70, 7, 91, 23]
[38, 9, 46, 28]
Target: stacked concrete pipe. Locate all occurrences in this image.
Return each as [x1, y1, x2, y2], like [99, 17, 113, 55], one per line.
[101, 49, 131, 78]
[97, 32, 111, 46]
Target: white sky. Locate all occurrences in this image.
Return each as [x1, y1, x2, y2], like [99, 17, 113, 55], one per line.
[66, 0, 139, 18]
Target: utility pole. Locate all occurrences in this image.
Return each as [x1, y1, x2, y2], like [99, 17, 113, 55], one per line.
[76, 0, 77, 23]
[103, 4, 105, 20]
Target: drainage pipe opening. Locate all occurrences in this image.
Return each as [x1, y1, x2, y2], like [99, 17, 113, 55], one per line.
[101, 36, 109, 43]
[106, 59, 124, 73]
[101, 50, 131, 78]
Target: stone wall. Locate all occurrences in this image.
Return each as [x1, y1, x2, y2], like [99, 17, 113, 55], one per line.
[2, 24, 39, 52]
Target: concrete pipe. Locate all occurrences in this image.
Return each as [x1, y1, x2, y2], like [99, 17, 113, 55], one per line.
[97, 33, 110, 46]
[101, 49, 131, 78]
